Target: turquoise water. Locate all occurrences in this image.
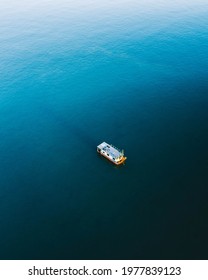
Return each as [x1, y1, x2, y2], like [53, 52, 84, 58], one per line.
[0, 0, 208, 259]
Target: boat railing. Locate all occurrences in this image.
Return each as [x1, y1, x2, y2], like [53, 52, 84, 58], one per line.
[110, 144, 124, 155]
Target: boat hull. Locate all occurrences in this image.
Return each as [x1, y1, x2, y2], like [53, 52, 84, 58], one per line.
[97, 150, 127, 165]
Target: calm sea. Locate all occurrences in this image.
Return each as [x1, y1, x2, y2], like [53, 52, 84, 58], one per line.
[0, 0, 208, 259]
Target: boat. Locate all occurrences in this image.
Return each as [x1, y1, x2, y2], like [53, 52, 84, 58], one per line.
[97, 142, 127, 165]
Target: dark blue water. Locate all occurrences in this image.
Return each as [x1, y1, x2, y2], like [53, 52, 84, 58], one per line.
[0, 0, 208, 259]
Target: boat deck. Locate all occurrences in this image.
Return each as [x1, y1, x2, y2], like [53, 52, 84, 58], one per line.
[97, 142, 126, 165]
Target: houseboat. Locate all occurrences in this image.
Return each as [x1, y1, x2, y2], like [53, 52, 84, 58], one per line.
[97, 142, 127, 165]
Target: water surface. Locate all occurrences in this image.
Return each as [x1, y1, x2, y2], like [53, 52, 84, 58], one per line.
[0, 0, 208, 259]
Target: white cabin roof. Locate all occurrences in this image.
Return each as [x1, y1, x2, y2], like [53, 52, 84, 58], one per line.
[97, 142, 122, 159]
